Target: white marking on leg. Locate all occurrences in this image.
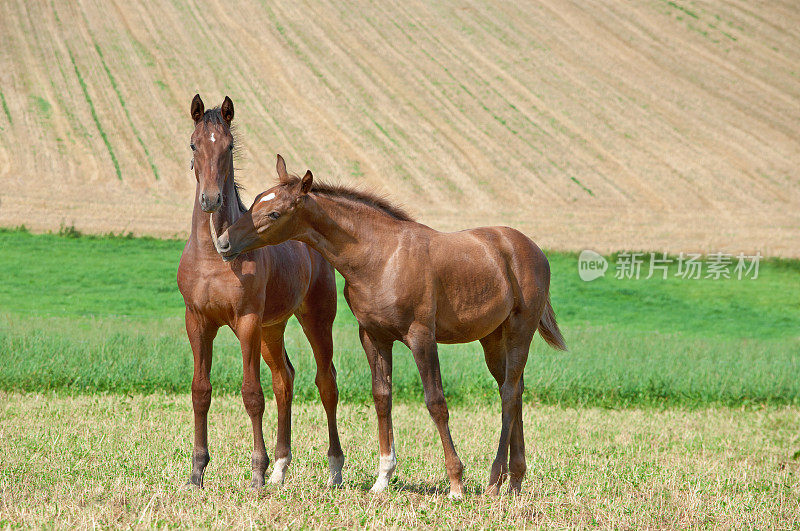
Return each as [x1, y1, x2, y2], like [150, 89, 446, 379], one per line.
[259, 192, 276, 203]
[327, 454, 345, 487]
[268, 453, 291, 485]
[370, 443, 396, 493]
[209, 132, 215, 143]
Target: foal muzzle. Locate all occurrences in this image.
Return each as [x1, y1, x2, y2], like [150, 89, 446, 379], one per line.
[200, 192, 222, 213]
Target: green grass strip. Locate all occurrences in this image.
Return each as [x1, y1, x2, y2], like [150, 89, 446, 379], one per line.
[0, 228, 798, 406]
[0, 91, 12, 125]
[92, 43, 159, 180]
[667, 0, 699, 19]
[67, 48, 122, 180]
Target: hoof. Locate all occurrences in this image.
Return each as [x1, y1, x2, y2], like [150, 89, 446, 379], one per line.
[370, 446, 396, 494]
[327, 454, 345, 487]
[181, 480, 202, 491]
[249, 476, 266, 490]
[268, 455, 291, 485]
[369, 481, 389, 494]
[369, 472, 394, 494]
[448, 479, 465, 499]
[484, 483, 501, 496]
[508, 482, 522, 495]
[369, 473, 392, 494]
[486, 460, 507, 496]
[184, 473, 205, 490]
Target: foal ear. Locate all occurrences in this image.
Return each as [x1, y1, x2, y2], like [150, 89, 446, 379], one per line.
[220, 96, 234, 125]
[276, 154, 289, 182]
[190, 94, 204, 124]
[300, 170, 313, 195]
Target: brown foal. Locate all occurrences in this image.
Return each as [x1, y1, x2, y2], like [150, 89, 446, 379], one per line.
[213, 156, 567, 497]
[176, 97, 343, 489]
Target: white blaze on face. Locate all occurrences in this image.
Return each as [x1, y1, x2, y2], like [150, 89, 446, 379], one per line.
[259, 192, 276, 203]
[210, 132, 215, 143]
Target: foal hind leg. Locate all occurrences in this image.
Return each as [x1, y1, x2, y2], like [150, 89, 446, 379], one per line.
[406, 324, 464, 498]
[185, 309, 218, 488]
[506, 374, 526, 495]
[234, 313, 269, 489]
[480, 328, 509, 495]
[296, 309, 344, 486]
[502, 329, 533, 495]
[482, 322, 532, 495]
[260, 322, 295, 485]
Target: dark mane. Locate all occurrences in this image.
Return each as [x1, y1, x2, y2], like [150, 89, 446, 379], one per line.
[281, 176, 414, 222]
[200, 107, 246, 213]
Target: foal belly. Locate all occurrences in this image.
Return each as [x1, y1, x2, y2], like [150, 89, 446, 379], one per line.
[434, 311, 509, 344]
[434, 294, 512, 344]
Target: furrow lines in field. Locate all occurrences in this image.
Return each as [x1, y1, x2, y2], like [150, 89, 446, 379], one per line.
[319, 0, 501, 205]
[1, 0, 798, 253]
[441, 1, 633, 201]
[528, 0, 797, 208]
[432, 0, 642, 203]
[249, 1, 409, 193]
[604, 1, 800, 192]
[266, 1, 431, 193]
[385, 0, 571, 206]
[518, 0, 715, 206]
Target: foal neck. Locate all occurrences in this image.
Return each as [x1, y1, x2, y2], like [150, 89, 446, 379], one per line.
[299, 194, 405, 280]
[190, 164, 243, 255]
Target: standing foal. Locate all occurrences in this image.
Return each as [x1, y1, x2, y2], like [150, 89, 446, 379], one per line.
[214, 156, 567, 497]
[177, 97, 343, 489]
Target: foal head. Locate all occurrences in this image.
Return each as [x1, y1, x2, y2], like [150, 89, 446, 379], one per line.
[215, 154, 312, 261]
[190, 94, 235, 213]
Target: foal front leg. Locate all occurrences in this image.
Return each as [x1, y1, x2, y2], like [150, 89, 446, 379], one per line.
[185, 309, 218, 488]
[235, 314, 269, 489]
[297, 313, 344, 486]
[261, 323, 295, 485]
[359, 327, 396, 493]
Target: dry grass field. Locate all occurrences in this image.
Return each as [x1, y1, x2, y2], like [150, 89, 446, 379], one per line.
[2, 393, 799, 528]
[0, 0, 798, 255]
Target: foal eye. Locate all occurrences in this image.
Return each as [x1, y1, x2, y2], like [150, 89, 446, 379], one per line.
[268, 211, 280, 220]
[190, 143, 196, 151]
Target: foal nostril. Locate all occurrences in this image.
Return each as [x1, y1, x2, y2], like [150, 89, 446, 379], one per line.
[199, 192, 221, 212]
[217, 235, 231, 252]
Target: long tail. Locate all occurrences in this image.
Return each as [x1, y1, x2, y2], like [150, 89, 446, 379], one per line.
[538, 295, 567, 351]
